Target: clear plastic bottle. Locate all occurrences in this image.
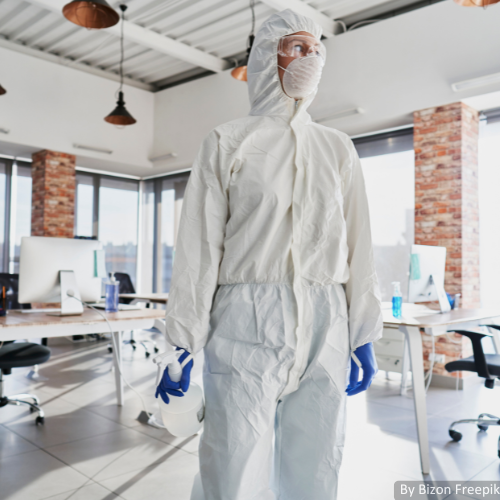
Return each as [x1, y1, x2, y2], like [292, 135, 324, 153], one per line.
[392, 281, 402, 319]
[105, 274, 120, 313]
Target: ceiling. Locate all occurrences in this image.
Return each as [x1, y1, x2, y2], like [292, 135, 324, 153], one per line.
[0, 0, 439, 91]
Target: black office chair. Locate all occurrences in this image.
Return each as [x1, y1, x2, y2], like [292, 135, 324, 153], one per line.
[445, 325, 500, 458]
[0, 274, 50, 425]
[107, 272, 159, 358]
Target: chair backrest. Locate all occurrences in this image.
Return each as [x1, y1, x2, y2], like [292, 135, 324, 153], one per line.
[0, 273, 31, 310]
[112, 272, 135, 303]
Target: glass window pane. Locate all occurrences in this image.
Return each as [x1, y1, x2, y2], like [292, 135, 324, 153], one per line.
[161, 180, 175, 293]
[479, 120, 500, 308]
[11, 163, 32, 274]
[360, 150, 415, 301]
[139, 180, 155, 293]
[0, 160, 7, 270]
[75, 174, 94, 237]
[98, 177, 139, 286]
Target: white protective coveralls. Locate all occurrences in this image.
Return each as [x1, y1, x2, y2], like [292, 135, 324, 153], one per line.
[164, 9, 383, 500]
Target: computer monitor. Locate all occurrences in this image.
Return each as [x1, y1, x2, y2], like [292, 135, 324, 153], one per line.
[408, 244, 451, 313]
[19, 237, 103, 315]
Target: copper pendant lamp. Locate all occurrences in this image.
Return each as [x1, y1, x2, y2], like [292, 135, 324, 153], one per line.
[63, 0, 119, 29]
[453, 0, 500, 6]
[0, 85, 6, 96]
[231, 0, 256, 82]
[105, 5, 136, 126]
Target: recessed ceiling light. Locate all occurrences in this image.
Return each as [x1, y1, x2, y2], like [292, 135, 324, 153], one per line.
[452, 72, 500, 92]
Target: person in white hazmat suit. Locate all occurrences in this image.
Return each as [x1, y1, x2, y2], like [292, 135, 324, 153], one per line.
[160, 8, 383, 500]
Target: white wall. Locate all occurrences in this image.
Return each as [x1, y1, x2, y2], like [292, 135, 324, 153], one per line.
[154, 1, 500, 173]
[0, 47, 154, 177]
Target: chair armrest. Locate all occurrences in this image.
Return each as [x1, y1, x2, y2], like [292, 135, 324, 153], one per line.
[448, 329, 492, 380]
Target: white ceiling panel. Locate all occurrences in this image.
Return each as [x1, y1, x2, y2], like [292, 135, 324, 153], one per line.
[0, 0, 429, 90]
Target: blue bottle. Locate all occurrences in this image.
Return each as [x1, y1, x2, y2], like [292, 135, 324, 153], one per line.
[392, 281, 402, 319]
[105, 274, 120, 313]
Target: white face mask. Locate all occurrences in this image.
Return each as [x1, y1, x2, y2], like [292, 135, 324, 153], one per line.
[278, 55, 324, 100]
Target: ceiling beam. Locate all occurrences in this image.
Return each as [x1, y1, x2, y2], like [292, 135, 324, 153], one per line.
[26, 0, 231, 72]
[259, 0, 338, 37]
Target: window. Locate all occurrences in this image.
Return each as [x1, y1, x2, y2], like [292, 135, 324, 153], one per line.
[139, 173, 190, 294]
[0, 159, 7, 271]
[479, 114, 500, 308]
[354, 129, 415, 302]
[75, 173, 95, 238]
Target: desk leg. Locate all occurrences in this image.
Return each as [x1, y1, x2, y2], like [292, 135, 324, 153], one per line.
[400, 325, 430, 475]
[112, 331, 124, 407]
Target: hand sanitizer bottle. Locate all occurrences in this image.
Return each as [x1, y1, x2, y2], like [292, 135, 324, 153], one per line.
[105, 274, 120, 313]
[392, 281, 402, 319]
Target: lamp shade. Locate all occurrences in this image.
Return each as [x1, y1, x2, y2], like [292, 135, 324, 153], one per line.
[63, 0, 119, 29]
[454, 0, 500, 5]
[231, 61, 248, 82]
[104, 92, 136, 126]
[0, 85, 6, 96]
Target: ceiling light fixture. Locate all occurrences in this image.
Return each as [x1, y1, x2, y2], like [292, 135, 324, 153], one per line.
[453, 0, 500, 6]
[104, 4, 136, 127]
[73, 143, 113, 154]
[231, 0, 256, 82]
[451, 72, 500, 92]
[0, 85, 6, 95]
[63, 0, 119, 29]
[315, 107, 365, 123]
[149, 152, 178, 162]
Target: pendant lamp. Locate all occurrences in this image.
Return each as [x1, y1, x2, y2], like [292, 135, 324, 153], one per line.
[0, 85, 6, 96]
[63, 0, 119, 29]
[104, 5, 136, 126]
[453, 0, 500, 6]
[231, 0, 256, 82]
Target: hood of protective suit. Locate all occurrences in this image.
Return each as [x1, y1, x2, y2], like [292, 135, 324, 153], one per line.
[247, 9, 323, 118]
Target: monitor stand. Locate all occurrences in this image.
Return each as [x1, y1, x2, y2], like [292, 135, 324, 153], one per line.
[46, 271, 84, 316]
[429, 274, 451, 313]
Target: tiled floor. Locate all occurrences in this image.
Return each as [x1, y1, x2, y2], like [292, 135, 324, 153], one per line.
[1, 336, 499, 500]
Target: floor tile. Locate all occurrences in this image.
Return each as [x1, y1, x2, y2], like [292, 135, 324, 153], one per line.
[0, 422, 38, 459]
[42, 480, 122, 500]
[46, 427, 176, 482]
[5, 397, 125, 448]
[98, 447, 199, 500]
[0, 449, 89, 500]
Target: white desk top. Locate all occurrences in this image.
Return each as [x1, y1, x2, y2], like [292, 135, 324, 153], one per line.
[381, 302, 500, 328]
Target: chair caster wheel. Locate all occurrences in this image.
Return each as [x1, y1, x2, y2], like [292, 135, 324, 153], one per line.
[449, 430, 462, 442]
[154, 347, 159, 353]
[145, 351, 151, 358]
[478, 425, 488, 432]
[108, 347, 113, 353]
[132, 345, 137, 351]
[35, 416, 45, 425]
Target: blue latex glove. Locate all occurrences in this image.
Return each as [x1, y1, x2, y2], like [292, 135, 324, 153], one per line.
[346, 342, 378, 396]
[155, 348, 193, 404]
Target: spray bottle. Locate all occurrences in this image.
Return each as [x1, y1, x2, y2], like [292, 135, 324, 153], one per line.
[392, 281, 402, 319]
[152, 347, 204, 437]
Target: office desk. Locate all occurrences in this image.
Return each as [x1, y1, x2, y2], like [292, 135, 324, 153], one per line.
[383, 305, 500, 475]
[120, 293, 169, 305]
[0, 309, 165, 406]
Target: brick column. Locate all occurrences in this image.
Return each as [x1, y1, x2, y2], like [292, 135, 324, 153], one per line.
[414, 102, 479, 383]
[31, 150, 76, 238]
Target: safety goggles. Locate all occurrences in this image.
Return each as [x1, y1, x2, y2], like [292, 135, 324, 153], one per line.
[277, 34, 326, 61]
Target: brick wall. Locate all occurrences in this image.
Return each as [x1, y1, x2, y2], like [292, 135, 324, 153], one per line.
[414, 102, 479, 378]
[31, 150, 76, 238]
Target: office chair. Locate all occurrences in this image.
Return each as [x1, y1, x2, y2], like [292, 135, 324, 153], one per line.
[445, 325, 500, 458]
[107, 272, 159, 358]
[0, 274, 51, 425]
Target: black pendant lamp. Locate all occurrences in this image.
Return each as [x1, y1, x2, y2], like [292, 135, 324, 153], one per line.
[0, 85, 6, 96]
[231, 0, 256, 82]
[63, 0, 119, 29]
[105, 5, 136, 126]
